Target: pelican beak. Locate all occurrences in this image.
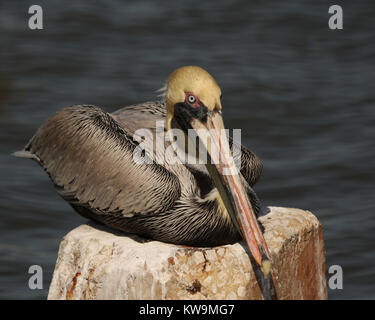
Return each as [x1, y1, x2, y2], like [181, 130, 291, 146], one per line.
[190, 111, 271, 274]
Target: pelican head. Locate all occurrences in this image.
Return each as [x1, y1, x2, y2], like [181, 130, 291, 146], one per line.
[166, 66, 222, 126]
[165, 66, 271, 272]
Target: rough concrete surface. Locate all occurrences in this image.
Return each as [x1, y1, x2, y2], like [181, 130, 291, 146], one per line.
[48, 206, 327, 300]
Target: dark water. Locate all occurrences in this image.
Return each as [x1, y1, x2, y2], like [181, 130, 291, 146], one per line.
[1, 0, 374, 299]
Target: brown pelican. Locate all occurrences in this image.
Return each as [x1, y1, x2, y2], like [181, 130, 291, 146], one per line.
[14, 66, 270, 272]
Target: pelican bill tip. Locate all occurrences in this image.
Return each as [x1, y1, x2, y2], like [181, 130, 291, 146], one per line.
[261, 259, 271, 278]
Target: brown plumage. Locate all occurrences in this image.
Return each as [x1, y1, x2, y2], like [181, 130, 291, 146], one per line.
[14, 67, 263, 248]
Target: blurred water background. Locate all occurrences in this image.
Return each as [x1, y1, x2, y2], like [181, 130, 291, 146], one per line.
[0, 0, 374, 299]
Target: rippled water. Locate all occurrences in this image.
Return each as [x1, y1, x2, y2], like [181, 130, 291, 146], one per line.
[0, 0, 374, 299]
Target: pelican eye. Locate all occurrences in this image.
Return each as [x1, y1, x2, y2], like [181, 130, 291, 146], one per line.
[187, 94, 196, 104]
[185, 92, 200, 108]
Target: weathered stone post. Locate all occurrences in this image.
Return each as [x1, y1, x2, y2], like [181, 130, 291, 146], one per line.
[48, 206, 327, 300]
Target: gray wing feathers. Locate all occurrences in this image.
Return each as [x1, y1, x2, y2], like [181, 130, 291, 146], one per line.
[23, 105, 180, 218]
[111, 101, 166, 136]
